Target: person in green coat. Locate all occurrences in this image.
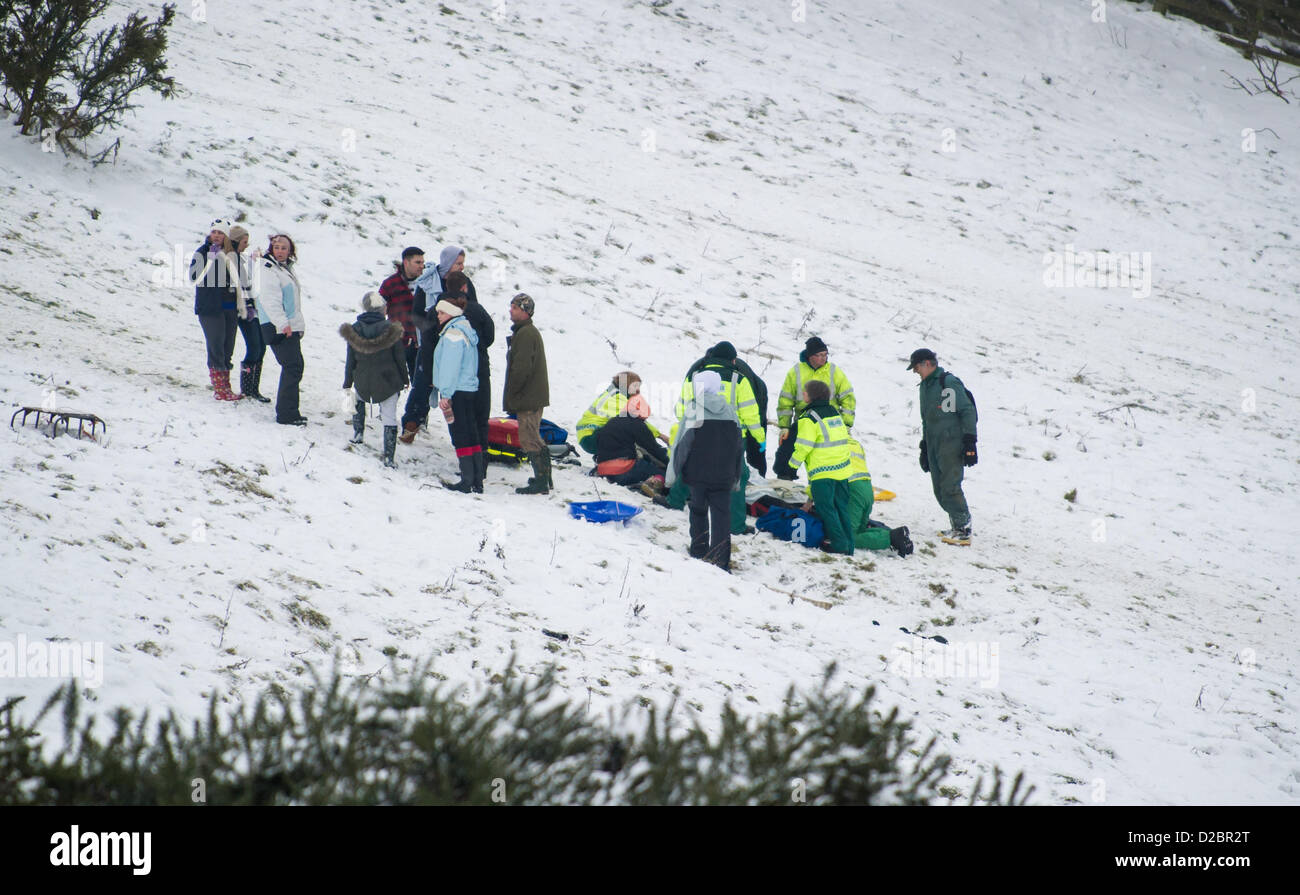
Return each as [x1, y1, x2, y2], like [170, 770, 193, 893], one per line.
[502, 293, 551, 494]
[908, 348, 977, 545]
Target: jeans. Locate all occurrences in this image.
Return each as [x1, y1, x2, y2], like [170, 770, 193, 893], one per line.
[237, 314, 265, 367]
[402, 337, 435, 428]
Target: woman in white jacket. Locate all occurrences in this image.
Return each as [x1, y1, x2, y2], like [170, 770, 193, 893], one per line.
[254, 234, 307, 426]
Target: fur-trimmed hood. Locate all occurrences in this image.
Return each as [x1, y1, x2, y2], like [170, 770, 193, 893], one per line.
[339, 319, 404, 354]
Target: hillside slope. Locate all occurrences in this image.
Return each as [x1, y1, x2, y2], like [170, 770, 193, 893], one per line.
[1, 0, 1297, 804]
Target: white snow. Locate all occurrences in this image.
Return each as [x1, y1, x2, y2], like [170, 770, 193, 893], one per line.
[1, 0, 1297, 805]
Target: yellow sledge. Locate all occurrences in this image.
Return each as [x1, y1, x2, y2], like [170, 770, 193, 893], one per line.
[873, 488, 896, 502]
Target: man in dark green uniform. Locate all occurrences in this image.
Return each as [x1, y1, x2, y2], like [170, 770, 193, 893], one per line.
[908, 348, 978, 545]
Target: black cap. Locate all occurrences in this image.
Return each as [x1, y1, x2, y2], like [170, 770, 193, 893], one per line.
[805, 336, 828, 355]
[907, 348, 937, 370]
[707, 341, 737, 361]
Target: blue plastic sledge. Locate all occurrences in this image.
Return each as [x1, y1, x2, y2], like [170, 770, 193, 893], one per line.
[568, 500, 642, 525]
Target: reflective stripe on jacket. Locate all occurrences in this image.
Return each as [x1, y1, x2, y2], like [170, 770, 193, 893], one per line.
[675, 369, 764, 443]
[847, 436, 871, 484]
[577, 387, 660, 439]
[790, 406, 852, 481]
[778, 362, 855, 428]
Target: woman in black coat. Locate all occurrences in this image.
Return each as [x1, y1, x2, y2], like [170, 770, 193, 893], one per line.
[189, 218, 243, 401]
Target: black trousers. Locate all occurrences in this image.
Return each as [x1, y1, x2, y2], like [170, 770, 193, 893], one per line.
[404, 342, 419, 382]
[474, 366, 491, 451]
[199, 312, 238, 370]
[267, 331, 304, 422]
[447, 390, 480, 451]
[688, 484, 732, 570]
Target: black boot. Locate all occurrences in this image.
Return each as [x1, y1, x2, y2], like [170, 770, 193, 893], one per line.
[382, 426, 397, 468]
[243, 364, 271, 403]
[350, 400, 365, 444]
[442, 456, 476, 492]
[516, 451, 551, 494]
[471, 450, 486, 493]
[890, 525, 914, 557]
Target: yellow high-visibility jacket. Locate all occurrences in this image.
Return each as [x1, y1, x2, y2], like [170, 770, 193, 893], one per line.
[790, 405, 853, 482]
[847, 437, 871, 484]
[675, 368, 765, 444]
[576, 386, 660, 440]
[777, 361, 855, 429]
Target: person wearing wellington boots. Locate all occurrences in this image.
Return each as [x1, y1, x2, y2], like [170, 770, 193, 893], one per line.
[341, 291, 408, 469]
[230, 226, 270, 403]
[432, 299, 483, 492]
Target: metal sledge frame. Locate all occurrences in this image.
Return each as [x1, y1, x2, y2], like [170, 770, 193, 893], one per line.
[10, 407, 107, 440]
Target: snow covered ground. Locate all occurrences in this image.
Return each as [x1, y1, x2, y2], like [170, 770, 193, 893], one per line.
[1, 0, 1297, 804]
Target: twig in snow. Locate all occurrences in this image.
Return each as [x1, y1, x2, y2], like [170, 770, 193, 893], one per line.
[549, 530, 558, 567]
[216, 589, 234, 650]
[616, 558, 630, 602]
[1095, 401, 1156, 418]
[642, 288, 662, 320]
[794, 307, 815, 338]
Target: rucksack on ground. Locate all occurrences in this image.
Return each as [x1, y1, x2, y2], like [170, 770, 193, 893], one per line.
[755, 506, 825, 549]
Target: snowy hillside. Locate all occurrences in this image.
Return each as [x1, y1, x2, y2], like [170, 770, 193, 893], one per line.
[2, 0, 1298, 805]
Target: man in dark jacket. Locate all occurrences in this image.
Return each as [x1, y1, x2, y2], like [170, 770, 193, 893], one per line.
[667, 341, 766, 533]
[681, 341, 769, 476]
[379, 246, 426, 380]
[909, 348, 978, 545]
[502, 293, 551, 495]
[668, 370, 745, 572]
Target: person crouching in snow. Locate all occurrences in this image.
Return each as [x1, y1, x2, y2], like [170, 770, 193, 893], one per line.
[340, 291, 409, 468]
[432, 298, 483, 492]
[595, 392, 669, 497]
[788, 380, 855, 555]
[667, 370, 744, 572]
[818, 435, 913, 557]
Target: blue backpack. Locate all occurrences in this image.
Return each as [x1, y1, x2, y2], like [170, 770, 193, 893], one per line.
[755, 507, 825, 549]
[539, 418, 568, 445]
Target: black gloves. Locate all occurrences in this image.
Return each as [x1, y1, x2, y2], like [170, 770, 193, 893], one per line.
[919, 441, 929, 473]
[962, 434, 978, 467]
